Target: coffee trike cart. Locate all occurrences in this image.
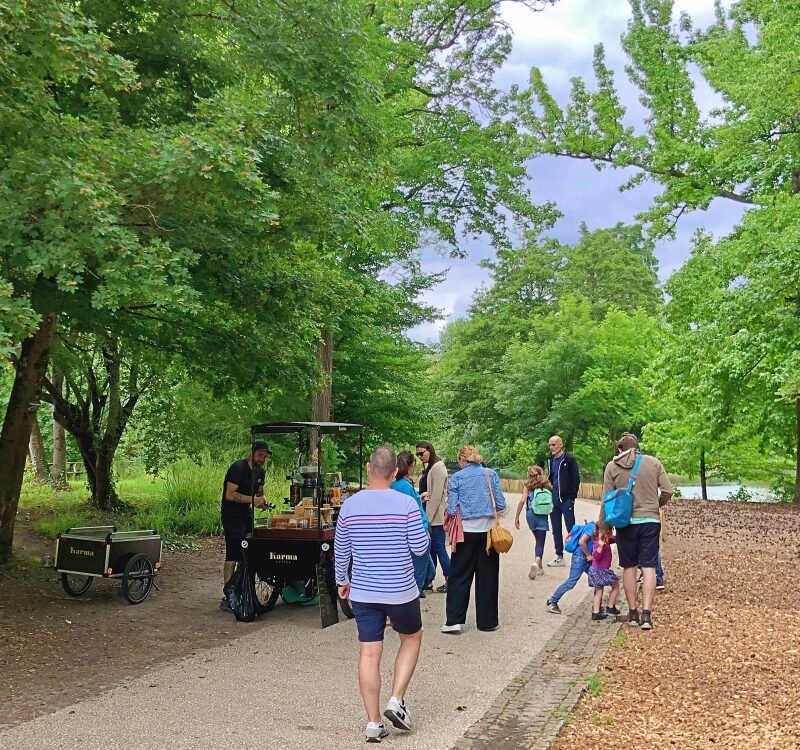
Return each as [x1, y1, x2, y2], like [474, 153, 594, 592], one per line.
[243, 421, 363, 628]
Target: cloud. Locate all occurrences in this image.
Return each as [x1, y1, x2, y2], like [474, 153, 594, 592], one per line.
[407, 0, 743, 343]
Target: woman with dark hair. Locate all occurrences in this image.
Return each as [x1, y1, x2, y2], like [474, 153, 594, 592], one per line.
[415, 441, 450, 593]
[392, 451, 436, 596]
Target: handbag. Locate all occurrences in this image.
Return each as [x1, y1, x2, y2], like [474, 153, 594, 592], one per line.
[484, 469, 513, 554]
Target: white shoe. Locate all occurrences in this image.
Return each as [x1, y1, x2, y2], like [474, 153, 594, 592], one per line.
[546, 556, 564, 567]
[528, 565, 538, 580]
[384, 698, 412, 730]
[441, 623, 462, 634]
[365, 722, 389, 742]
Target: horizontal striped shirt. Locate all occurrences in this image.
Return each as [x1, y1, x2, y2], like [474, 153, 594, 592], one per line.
[334, 488, 429, 604]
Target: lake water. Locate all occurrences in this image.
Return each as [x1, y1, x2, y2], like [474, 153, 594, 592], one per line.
[676, 484, 774, 502]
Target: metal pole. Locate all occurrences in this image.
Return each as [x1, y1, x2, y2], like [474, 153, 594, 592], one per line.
[359, 431, 363, 488]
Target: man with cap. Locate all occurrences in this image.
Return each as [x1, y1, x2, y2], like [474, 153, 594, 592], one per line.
[219, 441, 270, 611]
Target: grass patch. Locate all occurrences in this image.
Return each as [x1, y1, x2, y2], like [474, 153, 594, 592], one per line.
[19, 458, 292, 540]
[552, 705, 574, 725]
[610, 630, 628, 649]
[590, 712, 614, 726]
[586, 672, 603, 698]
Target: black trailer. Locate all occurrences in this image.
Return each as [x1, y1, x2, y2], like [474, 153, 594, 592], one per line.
[244, 421, 363, 628]
[55, 526, 162, 604]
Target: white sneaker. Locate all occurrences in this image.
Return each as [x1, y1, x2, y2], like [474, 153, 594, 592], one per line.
[441, 623, 462, 634]
[546, 556, 564, 567]
[384, 698, 412, 730]
[365, 722, 389, 742]
[528, 565, 538, 580]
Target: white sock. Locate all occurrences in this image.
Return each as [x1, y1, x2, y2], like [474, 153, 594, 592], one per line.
[367, 721, 383, 728]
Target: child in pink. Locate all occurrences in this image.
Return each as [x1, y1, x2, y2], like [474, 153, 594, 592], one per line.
[587, 519, 620, 620]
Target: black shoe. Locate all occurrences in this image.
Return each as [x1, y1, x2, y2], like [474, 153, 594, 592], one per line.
[627, 608, 640, 626]
[546, 600, 561, 614]
[423, 583, 434, 591]
[591, 610, 608, 621]
[435, 583, 448, 593]
[640, 610, 653, 630]
[605, 606, 621, 616]
[419, 590, 426, 598]
[219, 597, 233, 613]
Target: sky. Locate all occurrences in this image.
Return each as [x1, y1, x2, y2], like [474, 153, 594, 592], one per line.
[406, 0, 747, 343]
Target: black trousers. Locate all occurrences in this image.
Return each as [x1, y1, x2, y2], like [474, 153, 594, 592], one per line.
[445, 531, 500, 630]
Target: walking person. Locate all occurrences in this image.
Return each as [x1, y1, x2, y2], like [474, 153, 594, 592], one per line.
[441, 445, 506, 634]
[335, 446, 429, 743]
[514, 465, 552, 580]
[588, 518, 620, 620]
[392, 450, 436, 597]
[546, 435, 581, 567]
[603, 433, 672, 630]
[545, 519, 595, 614]
[416, 441, 450, 592]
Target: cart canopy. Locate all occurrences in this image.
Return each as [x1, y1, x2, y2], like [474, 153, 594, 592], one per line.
[250, 421, 363, 435]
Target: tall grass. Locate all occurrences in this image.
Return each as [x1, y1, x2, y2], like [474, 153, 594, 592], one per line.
[135, 457, 291, 536]
[20, 456, 292, 540]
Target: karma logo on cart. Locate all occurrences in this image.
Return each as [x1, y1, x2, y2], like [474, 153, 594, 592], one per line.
[269, 552, 298, 562]
[69, 547, 94, 557]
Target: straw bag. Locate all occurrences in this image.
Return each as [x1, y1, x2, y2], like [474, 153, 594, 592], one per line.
[484, 469, 513, 554]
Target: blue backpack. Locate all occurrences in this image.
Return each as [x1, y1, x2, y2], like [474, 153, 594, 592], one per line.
[564, 520, 594, 554]
[602, 454, 643, 529]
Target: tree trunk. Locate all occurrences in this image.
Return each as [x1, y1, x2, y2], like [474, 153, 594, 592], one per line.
[795, 397, 800, 504]
[310, 329, 334, 463]
[0, 314, 57, 563]
[51, 370, 68, 489]
[700, 449, 708, 501]
[44, 344, 139, 511]
[311, 329, 333, 423]
[28, 415, 49, 483]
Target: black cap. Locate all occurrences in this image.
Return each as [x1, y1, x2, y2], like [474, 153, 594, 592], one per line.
[252, 440, 272, 454]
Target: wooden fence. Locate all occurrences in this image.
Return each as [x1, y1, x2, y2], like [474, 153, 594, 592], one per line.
[499, 479, 603, 501]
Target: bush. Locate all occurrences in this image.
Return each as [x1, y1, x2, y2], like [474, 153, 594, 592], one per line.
[727, 486, 754, 503]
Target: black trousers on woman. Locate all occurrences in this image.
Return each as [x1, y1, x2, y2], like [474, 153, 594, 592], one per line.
[445, 531, 500, 630]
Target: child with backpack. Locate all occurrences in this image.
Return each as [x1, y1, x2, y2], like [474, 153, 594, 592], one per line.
[588, 519, 620, 620]
[514, 466, 552, 580]
[545, 519, 594, 615]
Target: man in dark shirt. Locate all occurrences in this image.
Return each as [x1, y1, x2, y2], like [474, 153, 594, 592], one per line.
[546, 435, 581, 567]
[220, 441, 270, 611]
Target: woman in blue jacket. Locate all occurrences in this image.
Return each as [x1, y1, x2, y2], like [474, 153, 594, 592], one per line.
[391, 450, 436, 596]
[442, 445, 505, 634]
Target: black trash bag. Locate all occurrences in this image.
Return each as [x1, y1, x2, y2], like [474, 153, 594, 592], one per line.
[222, 554, 260, 622]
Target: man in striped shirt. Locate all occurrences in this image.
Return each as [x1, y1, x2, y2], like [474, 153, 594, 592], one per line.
[335, 446, 429, 743]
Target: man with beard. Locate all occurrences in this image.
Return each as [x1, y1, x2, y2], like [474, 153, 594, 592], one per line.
[219, 441, 269, 611]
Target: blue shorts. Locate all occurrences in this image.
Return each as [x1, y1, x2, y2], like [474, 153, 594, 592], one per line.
[350, 598, 422, 642]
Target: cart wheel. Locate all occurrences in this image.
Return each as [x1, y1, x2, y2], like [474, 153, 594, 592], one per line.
[338, 595, 354, 619]
[122, 554, 155, 604]
[61, 573, 93, 597]
[254, 574, 280, 612]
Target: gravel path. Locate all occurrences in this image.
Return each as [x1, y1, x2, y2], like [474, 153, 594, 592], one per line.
[0, 497, 600, 750]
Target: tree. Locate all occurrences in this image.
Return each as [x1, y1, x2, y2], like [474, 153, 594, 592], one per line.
[516, 0, 800, 500]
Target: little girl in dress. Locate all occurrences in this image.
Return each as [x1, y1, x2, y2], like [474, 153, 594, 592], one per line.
[587, 519, 620, 620]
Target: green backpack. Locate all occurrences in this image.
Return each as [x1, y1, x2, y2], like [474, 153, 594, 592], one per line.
[530, 487, 553, 515]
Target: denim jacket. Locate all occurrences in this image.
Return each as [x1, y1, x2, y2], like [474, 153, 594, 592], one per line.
[447, 462, 506, 520]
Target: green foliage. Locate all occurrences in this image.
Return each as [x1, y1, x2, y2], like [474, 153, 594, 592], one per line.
[514, 0, 800, 497]
[727, 486, 753, 504]
[586, 672, 603, 698]
[434, 225, 663, 477]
